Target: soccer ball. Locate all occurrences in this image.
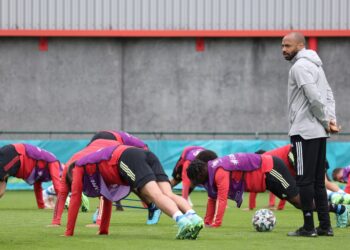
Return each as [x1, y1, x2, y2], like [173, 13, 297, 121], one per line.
[42, 186, 56, 209]
[252, 209, 276, 232]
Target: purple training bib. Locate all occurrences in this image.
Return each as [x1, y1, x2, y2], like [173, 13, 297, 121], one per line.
[25, 166, 51, 185]
[342, 166, 350, 183]
[117, 131, 148, 149]
[184, 147, 205, 161]
[206, 153, 262, 207]
[23, 144, 57, 162]
[82, 166, 130, 201]
[23, 144, 57, 185]
[76, 145, 118, 166]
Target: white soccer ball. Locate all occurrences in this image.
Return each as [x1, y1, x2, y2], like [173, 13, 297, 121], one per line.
[42, 190, 56, 209]
[252, 209, 276, 232]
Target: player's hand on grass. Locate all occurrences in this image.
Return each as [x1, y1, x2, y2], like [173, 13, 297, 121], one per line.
[85, 223, 99, 228]
[242, 207, 254, 211]
[97, 231, 108, 235]
[47, 224, 60, 228]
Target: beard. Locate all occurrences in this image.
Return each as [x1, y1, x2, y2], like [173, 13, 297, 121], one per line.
[283, 50, 298, 61]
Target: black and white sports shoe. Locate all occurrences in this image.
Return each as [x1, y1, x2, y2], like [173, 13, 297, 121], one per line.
[316, 227, 334, 237]
[287, 227, 317, 237]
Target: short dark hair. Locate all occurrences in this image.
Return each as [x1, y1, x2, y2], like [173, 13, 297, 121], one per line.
[187, 159, 207, 186]
[196, 150, 218, 162]
[255, 149, 266, 154]
[332, 168, 343, 181]
[88, 131, 117, 145]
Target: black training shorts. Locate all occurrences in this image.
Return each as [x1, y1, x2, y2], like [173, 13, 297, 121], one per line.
[118, 148, 169, 190]
[0, 144, 21, 181]
[265, 156, 299, 200]
[171, 161, 182, 182]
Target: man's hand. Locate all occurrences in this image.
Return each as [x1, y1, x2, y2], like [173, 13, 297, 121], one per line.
[328, 120, 341, 134]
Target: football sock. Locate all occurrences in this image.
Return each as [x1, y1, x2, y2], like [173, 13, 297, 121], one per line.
[185, 209, 196, 216]
[302, 210, 314, 231]
[147, 202, 156, 210]
[172, 211, 184, 222]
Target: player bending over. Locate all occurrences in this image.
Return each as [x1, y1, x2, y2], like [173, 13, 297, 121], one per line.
[332, 166, 350, 194]
[326, 161, 348, 204]
[65, 144, 204, 239]
[89, 130, 161, 225]
[247, 145, 294, 211]
[170, 146, 217, 206]
[0, 143, 62, 209]
[186, 151, 347, 235]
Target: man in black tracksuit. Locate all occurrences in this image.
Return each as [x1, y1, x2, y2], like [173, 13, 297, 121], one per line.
[282, 32, 339, 237]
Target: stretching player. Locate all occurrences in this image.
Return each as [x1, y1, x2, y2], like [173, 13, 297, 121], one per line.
[0, 144, 61, 209]
[89, 130, 160, 224]
[186, 151, 347, 229]
[65, 144, 204, 239]
[89, 130, 148, 150]
[324, 161, 347, 203]
[247, 146, 294, 210]
[332, 166, 350, 193]
[170, 146, 214, 205]
[50, 139, 120, 226]
[329, 166, 350, 227]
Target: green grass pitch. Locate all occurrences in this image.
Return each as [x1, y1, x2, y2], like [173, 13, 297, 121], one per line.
[1, 190, 349, 250]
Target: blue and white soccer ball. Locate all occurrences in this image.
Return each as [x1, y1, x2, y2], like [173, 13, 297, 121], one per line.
[252, 209, 276, 232]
